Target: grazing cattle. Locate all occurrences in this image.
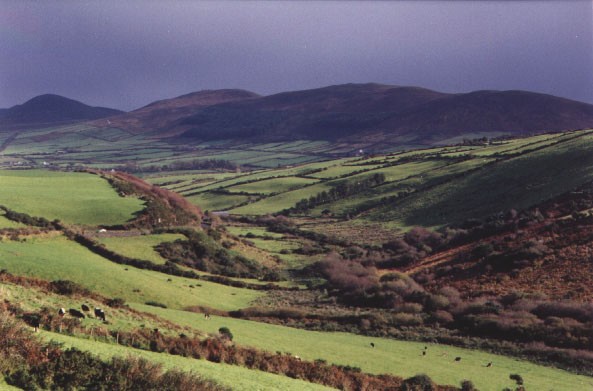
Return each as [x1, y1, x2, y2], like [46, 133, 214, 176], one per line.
[94, 307, 106, 321]
[58, 308, 66, 316]
[486, 362, 493, 368]
[422, 351, 426, 356]
[69, 309, 85, 319]
[370, 342, 375, 348]
[454, 357, 462, 362]
[81, 304, 90, 312]
[204, 313, 211, 320]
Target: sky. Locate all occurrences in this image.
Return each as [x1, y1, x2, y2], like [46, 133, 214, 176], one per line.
[1, 0, 592, 111]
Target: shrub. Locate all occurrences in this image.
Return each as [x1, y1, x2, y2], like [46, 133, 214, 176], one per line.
[510, 373, 524, 385]
[218, 327, 233, 341]
[49, 280, 89, 296]
[400, 374, 435, 391]
[105, 297, 126, 308]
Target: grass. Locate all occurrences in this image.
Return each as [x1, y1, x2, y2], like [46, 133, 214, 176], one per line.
[135, 305, 593, 391]
[0, 235, 263, 311]
[186, 192, 251, 211]
[44, 332, 332, 391]
[0, 170, 144, 226]
[227, 176, 319, 195]
[367, 131, 593, 228]
[95, 233, 185, 265]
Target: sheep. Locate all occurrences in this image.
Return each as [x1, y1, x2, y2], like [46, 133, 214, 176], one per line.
[68, 308, 85, 319]
[58, 308, 66, 316]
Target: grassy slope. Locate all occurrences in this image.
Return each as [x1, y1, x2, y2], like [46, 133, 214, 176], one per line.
[45, 332, 333, 391]
[368, 132, 593, 228]
[96, 233, 185, 265]
[0, 170, 144, 226]
[0, 235, 262, 311]
[135, 305, 593, 391]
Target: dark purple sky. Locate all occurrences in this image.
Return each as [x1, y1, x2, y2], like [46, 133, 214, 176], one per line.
[1, 1, 592, 111]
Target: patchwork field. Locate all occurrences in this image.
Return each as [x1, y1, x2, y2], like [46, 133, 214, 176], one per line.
[3, 129, 593, 389]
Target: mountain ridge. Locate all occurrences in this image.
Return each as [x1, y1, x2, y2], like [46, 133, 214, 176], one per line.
[0, 94, 123, 130]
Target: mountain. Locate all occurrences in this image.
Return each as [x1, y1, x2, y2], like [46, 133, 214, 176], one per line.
[90, 89, 260, 136]
[176, 84, 593, 144]
[0, 94, 123, 131]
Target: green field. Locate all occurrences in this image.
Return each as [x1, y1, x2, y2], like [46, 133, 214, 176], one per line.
[227, 176, 319, 195]
[136, 305, 593, 391]
[96, 233, 185, 265]
[0, 235, 262, 311]
[0, 170, 144, 226]
[46, 332, 332, 391]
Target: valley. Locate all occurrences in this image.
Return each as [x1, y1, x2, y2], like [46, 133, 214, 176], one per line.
[2, 89, 593, 390]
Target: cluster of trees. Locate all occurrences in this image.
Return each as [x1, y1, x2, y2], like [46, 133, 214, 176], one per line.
[155, 228, 273, 279]
[284, 173, 386, 214]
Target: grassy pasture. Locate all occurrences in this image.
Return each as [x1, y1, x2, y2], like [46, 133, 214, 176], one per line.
[227, 176, 319, 195]
[136, 306, 593, 391]
[186, 192, 251, 211]
[95, 233, 185, 265]
[0, 235, 262, 311]
[46, 332, 332, 391]
[0, 170, 144, 226]
[230, 182, 332, 215]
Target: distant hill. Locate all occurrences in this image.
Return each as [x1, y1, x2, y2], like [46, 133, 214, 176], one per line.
[90, 89, 260, 136]
[0, 94, 123, 130]
[176, 84, 593, 144]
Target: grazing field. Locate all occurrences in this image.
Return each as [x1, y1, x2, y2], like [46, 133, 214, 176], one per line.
[136, 305, 593, 391]
[227, 176, 319, 195]
[95, 233, 185, 265]
[186, 192, 251, 211]
[0, 235, 262, 311]
[46, 332, 332, 391]
[0, 170, 144, 226]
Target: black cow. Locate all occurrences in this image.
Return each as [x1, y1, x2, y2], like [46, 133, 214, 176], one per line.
[81, 304, 90, 312]
[454, 357, 462, 362]
[370, 342, 375, 348]
[94, 307, 106, 321]
[69, 308, 85, 319]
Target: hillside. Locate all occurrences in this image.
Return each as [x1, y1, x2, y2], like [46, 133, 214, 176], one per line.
[177, 84, 593, 145]
[0, 94, 123, 130]
[2, 168, 593, 390]
[90, 89, 260, 136]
